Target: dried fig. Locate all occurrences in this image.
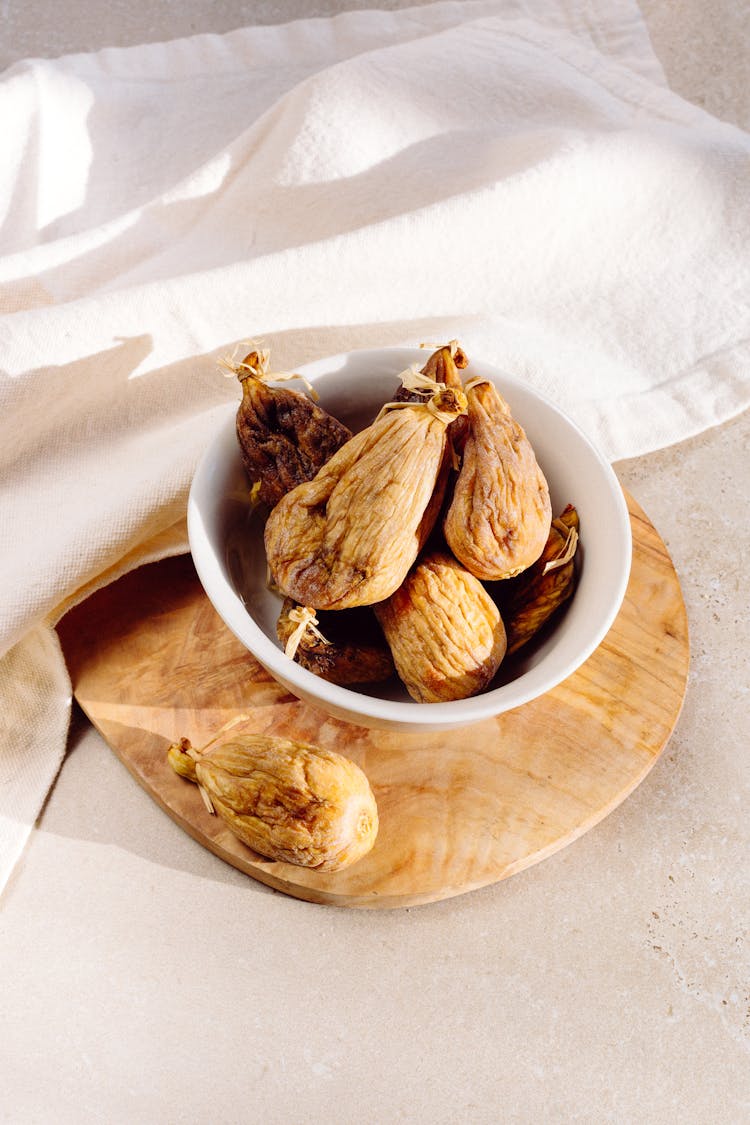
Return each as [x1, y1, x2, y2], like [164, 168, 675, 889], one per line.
[374, 550, 507, 703]
[444, 378, 551, 580]
[264, 386, 468, 610]
[168, 733, 378, 872]
[277, 600, 395, 685]
[231, 348, 351, 508]
[499, 504, 580, 655]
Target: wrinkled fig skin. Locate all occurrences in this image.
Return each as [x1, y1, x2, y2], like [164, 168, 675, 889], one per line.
[500, 505, 580, 655]
[190, 736, 378, 872]
[236, 365, 351, 508]
[444, 380, 552, 581]
[264, 393, 464, 610]
[375, 551, 507, 703]
[277, 599, 395, 685]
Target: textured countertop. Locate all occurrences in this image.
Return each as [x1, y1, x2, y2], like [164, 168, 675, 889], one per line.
[1, 3, 748, 1122]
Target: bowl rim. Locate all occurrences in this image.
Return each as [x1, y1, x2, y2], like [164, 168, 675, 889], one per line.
[188, 345, 632, 727]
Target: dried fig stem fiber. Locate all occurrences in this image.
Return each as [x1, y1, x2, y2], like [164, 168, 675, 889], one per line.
[394, 342, 470, 461]
[167, 733, 378, 872]
[281, 605, 330, 659]
[264, 386, 468, 610]
[230, 347, 351, 508]
[503, 504, 580, 655]
[444, 377, 552, 580]
[394, 341, 468, 403]
[277, 599, 395, 685]
[375, 551, 507, 703]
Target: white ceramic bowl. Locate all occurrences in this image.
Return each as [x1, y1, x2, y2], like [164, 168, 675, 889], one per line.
[188, 347, 631, 731]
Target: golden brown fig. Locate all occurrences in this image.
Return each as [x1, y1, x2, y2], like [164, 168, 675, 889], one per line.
[277, 599, 395, 685]
[264, 387, 468, 610]
[168, 734, 378, 872]
[444, 379, 551, 580]
[232, 349, 351, 507]
[374, 551, 507, 703]
[499, 504, 580, 655]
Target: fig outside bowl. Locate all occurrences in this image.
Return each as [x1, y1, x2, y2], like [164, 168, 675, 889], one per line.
[187, 347, 632, 732]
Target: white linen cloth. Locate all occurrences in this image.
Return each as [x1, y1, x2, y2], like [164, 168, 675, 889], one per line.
[1, 0, 748, 890]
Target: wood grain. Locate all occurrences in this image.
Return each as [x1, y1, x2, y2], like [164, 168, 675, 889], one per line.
[57, 492, 689, 908]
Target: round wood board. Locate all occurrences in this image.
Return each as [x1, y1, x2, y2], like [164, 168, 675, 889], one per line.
[58, 491, 689, 909]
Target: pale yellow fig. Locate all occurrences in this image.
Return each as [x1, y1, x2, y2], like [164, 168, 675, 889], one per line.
[168, 734, 378, 872]
[375, 550, 507, 703]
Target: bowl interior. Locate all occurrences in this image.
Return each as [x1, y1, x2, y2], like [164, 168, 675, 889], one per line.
[188, 348, 632, 728]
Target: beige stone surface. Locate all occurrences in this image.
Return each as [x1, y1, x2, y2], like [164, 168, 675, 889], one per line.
[1, 4, 748, 1123]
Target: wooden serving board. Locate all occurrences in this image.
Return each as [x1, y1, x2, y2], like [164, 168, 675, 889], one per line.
[58, 492, 689, 908]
